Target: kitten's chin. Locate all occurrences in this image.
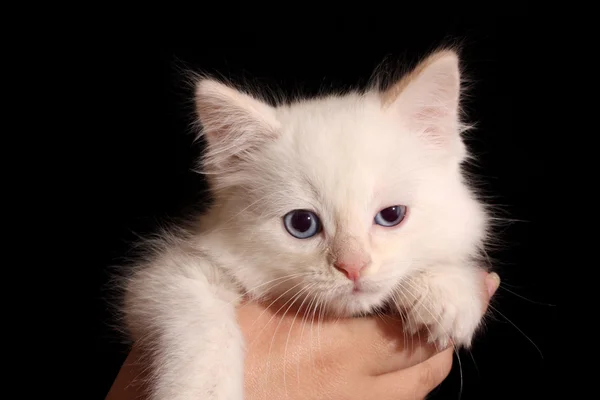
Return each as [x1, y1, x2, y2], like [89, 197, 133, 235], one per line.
[251, 279, 395, 318]
[327, 289, 390, 317]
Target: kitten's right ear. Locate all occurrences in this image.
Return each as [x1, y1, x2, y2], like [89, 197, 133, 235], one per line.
[195, 79, 279, 168]
[380, 50, 462, 148]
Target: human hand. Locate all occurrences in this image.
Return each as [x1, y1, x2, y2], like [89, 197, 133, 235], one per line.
[105, 271, 499, 400]
[241, 270, 500, 400]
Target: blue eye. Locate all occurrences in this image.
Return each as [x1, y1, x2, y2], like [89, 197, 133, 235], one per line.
[283, 209, 322, 239]
[374, 205, 407, 227]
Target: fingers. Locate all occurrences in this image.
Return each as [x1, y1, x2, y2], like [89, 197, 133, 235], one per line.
[365, 316, 444, 375]
[371, 340, 445, 376]
[367, 347, 454, 400]
[384, 335, 444, 371]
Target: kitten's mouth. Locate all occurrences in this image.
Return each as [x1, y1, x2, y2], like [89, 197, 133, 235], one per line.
[351, 281, 371, 294]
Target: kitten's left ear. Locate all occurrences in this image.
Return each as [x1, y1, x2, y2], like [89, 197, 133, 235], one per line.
[382, 50, 462, 146]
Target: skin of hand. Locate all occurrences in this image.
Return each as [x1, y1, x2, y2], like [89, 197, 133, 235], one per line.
[105, 271, 500, 400]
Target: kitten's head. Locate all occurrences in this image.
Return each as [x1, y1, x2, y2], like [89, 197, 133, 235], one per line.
[194, 50, 488, 316]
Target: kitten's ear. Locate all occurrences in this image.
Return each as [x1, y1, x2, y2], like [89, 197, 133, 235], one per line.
[195, 79, 279, 168]
[382, 50, 462, 146]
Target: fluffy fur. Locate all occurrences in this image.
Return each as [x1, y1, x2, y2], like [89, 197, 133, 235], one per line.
[122, 49, 490, 400]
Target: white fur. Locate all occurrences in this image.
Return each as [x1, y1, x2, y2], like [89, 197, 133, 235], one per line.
[123, 50, 489, 400]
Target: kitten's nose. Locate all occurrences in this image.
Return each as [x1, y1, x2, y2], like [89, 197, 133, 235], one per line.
[334, 262, 366, 282]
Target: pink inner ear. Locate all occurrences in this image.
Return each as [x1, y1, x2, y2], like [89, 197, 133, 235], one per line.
[416, 106, 449, 120]
[413, 106, 451, 144]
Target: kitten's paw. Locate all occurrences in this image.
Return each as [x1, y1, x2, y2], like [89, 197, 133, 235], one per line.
[403, 279, 484, 350]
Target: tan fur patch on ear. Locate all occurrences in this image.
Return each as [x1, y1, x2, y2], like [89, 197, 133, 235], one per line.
[381, 50, 458, 108]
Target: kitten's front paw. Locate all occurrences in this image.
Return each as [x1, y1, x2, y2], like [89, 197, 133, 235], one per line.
[403, 276, 484, 349]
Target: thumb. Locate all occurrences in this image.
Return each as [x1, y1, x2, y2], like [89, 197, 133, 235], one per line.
[485, 272, 500, 298]
[479, 271, 500, 314]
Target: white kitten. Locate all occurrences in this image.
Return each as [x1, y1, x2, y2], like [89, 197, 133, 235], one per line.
[122, 49, 490, 400]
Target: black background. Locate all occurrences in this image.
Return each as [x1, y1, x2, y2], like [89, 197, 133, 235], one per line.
[81, 9, 556, 400]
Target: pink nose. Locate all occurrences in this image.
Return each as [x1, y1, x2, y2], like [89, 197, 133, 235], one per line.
[334, 262, 365, 282]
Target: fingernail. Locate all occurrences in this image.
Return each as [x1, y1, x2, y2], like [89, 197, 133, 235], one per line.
[486, 272, 500, 297]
